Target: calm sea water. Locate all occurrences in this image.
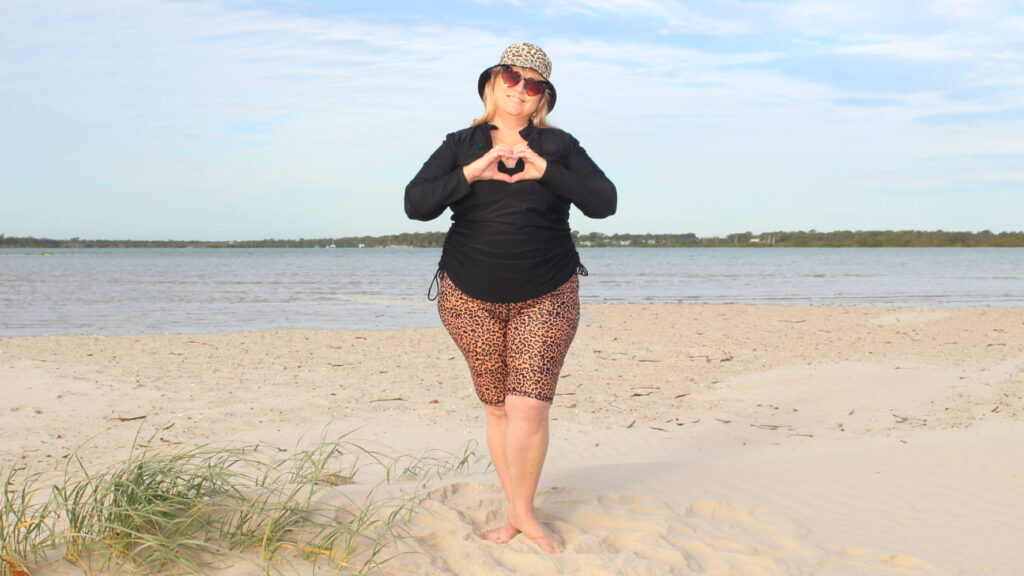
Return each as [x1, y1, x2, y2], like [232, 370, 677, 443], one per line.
[2, 247, 1022, 336]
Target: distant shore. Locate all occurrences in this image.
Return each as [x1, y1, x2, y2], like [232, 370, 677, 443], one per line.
[3, 229, 1024, 249]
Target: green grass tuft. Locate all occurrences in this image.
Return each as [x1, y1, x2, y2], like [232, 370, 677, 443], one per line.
[1, 433, 479, 575]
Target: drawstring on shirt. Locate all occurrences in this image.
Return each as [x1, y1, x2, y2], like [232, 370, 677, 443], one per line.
[427, 262, 444, 301]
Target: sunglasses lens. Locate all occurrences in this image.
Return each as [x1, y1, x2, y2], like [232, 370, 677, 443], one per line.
[500, 66, 547, 97]
[523, 78, 546, 97]
[501, 67, 521, 88]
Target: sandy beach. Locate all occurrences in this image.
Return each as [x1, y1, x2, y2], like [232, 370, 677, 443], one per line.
[3, 303, 1023, 575]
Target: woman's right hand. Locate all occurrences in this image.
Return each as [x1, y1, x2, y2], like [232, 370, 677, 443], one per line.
[462, 144, 515, 184]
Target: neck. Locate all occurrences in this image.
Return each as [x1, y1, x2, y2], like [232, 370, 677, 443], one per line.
[491, 112, 530, 133]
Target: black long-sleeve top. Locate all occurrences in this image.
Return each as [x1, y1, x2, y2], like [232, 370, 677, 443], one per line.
[405, 122, 616, 303]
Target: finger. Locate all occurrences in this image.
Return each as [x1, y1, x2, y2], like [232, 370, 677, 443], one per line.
[491, 143, 514, 157]
[477, 147, 508, 167]
[511, 144, 533, 158]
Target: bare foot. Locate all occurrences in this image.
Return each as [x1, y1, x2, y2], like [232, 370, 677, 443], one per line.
[524, 523, 564, 554]
[483, 522, 520, 544]
[509, 509, 564, 554]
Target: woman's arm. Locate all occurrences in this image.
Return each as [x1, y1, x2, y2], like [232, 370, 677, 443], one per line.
[404, 137, 472, 221]
[405, 136, 517, 220]
[539, 135, 617, 219]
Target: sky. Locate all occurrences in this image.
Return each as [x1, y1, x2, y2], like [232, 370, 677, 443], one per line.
[1, 0, 1023, 241]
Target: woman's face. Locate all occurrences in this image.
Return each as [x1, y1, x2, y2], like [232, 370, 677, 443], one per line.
[493, 65, 545, 119]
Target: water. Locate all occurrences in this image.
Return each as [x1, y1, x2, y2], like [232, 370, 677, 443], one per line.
[2, 247, 1023, 336]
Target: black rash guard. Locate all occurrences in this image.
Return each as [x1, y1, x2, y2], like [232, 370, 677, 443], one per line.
[405, 122, 616, 303]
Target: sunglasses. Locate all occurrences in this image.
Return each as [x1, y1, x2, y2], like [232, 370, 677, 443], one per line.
[500, 65, 548, 97]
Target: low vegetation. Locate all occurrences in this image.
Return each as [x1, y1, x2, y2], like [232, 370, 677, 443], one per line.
[3, 229, 1023, 249]
[1, 434, 478, 575]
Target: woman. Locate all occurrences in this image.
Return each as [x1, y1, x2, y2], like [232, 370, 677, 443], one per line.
[405, 42, 616, 553]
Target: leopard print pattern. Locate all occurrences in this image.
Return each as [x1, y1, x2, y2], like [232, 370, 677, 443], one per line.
[499, 42, 552, 80]
[437, 273, 580, 405]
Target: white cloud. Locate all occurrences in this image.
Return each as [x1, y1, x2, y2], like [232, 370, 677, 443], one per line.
[836, 36, 971, 62]
[485, 0, 751, 35]
[930, 0, 1000, 20]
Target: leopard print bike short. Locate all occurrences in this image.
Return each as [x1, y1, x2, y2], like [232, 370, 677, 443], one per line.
[437, 273, 580, 405]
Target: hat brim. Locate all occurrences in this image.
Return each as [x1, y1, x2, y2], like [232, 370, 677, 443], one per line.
[477, 65, 557, 113]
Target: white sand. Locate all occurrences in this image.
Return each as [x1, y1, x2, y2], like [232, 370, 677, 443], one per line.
[3, 304, 1023, 575]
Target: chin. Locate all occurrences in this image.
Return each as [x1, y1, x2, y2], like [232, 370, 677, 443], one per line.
[502, 103, 533, 117]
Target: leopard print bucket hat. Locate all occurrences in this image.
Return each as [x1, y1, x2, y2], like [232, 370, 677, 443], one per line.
[477, 42, 557, 112]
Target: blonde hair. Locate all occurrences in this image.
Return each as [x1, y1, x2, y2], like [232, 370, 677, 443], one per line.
[471, 67, 552, 128]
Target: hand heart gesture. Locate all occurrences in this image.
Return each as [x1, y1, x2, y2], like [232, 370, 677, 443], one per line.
[463, 143, 546, 184]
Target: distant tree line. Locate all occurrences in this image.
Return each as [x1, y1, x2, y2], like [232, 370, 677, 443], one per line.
[2, 230, 1023, 249]
[574, 230, 1024, 247]
[0, 232, 446, 249]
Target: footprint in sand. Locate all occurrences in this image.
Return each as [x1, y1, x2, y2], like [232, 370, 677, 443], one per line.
[392, 483, 956, 576]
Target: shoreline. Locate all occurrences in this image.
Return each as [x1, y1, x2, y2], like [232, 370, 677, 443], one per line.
[6, 300, 1024, 340]
[4, 302, 1023, 574]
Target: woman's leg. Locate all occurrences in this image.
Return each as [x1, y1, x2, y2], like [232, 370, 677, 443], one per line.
[436, 275, 520, 541]
[482, 403, 520, 543]
[501, 277, 580, 553]
[504, 394, 562, 552]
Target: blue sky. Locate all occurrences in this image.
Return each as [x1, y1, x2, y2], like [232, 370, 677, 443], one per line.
[1, 0, 1022, 240]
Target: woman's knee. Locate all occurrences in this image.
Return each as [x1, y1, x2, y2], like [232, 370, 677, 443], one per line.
[504, 394, 551, 427]
[484, 403, 508, 421]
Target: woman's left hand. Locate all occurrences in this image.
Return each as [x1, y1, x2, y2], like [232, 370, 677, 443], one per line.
[510, 143, 547, 183]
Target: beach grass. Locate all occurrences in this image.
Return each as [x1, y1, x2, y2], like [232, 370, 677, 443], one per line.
[2, 467, 54, 576]
[1, 433, 479, 575]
